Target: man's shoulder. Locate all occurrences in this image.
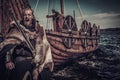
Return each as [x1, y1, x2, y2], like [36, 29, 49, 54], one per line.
[35, 20, 44, 38]
[35, 21, 44, 30]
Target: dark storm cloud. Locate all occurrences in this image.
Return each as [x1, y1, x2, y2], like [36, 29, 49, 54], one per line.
[30, 0, 120, 13]
[75, 0, 120, 28]
[77, 0, 120, 13]
[29, 0, 120, 29]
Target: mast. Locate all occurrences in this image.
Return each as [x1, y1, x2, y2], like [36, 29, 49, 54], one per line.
[60, 0, 64, 15]
[73, 10, 75, 20]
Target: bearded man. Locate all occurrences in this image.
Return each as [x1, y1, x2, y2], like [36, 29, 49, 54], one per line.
[0, 8, 53, 80]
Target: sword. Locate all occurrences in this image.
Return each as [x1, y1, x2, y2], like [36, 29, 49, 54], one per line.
[10, 12, 35, 56]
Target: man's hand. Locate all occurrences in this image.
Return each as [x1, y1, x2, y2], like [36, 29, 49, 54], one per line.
[33, 68, 39, 80]
[6, 61, 15, 70]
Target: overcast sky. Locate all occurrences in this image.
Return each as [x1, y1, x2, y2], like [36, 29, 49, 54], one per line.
[29, 0, 120, 29]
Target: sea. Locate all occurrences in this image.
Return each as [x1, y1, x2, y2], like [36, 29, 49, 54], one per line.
[51, 30, 120, 80]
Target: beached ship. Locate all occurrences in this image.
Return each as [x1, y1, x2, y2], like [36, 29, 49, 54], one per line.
[0, 0, 100, 65]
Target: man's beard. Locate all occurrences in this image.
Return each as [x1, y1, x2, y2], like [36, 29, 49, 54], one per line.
[24, 19, 32, 27]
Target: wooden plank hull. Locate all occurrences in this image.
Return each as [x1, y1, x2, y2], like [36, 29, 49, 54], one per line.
[46, 30, 99, 65]
[0, 0, 100, 65]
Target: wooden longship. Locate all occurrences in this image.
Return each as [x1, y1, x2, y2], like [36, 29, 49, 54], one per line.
[46, 0, 100, 65]
[0, 0, 100, 65]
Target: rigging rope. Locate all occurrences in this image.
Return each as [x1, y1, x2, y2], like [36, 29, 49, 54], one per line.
[52, 0, 55, 10]
[34, 0, 40, 13]
[75, 0, 84, 21]
[64, 0, 66, 16]
[46, 0, 51, 29]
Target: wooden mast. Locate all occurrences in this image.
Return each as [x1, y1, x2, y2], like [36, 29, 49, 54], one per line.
[59, 0, 64, 31]
[60, 0, 64, 15]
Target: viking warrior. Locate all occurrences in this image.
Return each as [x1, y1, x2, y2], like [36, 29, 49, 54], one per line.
[0, 8, 53, 80]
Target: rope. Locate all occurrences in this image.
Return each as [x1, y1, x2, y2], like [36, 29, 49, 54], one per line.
[52, 0, 55, 10]
[64, 0, 66, 16]
[46, 0, 51, 29]
[34, 0, 40, 13]
[75, 0, 84, 21]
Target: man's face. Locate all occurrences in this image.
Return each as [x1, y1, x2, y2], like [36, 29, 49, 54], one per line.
[23, 9, 33, 27]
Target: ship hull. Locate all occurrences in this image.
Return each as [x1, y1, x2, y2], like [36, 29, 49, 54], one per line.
[46, 30, 99, 65]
